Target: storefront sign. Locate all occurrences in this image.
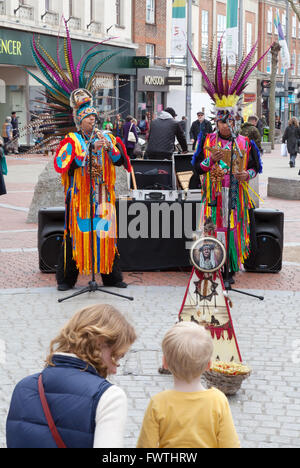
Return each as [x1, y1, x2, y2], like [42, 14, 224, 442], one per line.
[132, 56, 149, 68]
[144, 75, 165, 86]
[137, 69, 169, 92]
[165, 77, 182, 86]
[244, 93, 256, 103]
[0, 27, 136, 75]
[0, 39, 22, 57]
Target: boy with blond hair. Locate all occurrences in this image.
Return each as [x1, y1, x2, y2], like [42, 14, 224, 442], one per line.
[137, 322, 240, 448]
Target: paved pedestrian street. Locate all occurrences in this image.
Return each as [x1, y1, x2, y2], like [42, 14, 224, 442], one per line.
[0, 147, 300, 448]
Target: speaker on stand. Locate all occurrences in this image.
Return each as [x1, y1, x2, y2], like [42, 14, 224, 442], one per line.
[244, 209, 284, 273]
[38, 207, 65, 273]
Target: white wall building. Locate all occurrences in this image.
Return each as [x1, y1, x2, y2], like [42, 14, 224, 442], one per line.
[0, 0, 136, 144]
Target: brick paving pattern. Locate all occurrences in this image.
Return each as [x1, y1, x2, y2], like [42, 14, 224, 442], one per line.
[0, 147, 299, 448]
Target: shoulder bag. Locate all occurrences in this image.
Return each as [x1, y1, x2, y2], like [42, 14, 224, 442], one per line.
[128, 123, 136, 143]
[38, 374, 67, 448]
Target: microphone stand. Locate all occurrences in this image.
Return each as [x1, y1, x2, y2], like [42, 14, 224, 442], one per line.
[58, 123, 134, 303]
[222, 117, 264, 301]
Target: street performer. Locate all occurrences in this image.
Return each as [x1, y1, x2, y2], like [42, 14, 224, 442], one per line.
[188, 38, 269, 282]
[25, 19, 132, 291]
[55, 90, 129, 291]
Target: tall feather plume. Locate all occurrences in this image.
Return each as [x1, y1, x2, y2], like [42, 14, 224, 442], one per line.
[234, 44, 273, 95]
[75, 37, 117, 82]
[187, 44, 216, 99]
[63, 17, 76, 86]
[228, 40, 258, 94]
[215, 34, 224, 97]
[86, 53, 119, 90]
[32, 35, 71, 96]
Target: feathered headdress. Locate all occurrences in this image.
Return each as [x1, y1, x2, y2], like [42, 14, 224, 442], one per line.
[188, 36, 272, 122]
[24, 17, 118, 152]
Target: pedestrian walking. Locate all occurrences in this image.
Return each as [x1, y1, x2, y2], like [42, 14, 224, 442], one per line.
[11, 111, 19, 154]
[0, 137, 7, 196]
[144, 107, 188, 160]
[1, 117, 13, 155]
[6, 304, 137, 448]
[282, 117, 300, 168]
[190, 111, 213, 151]
[123, 115, 139, 159]
[137, 322, 240, 448]
[113, 113, 124, 138]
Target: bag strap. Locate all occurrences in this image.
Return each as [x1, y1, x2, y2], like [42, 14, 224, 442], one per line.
[38, 374, 67, 448]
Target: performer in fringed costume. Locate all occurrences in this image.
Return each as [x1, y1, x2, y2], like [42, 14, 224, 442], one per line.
[26, 19, 132, 291]
[188, 38, 269, 281]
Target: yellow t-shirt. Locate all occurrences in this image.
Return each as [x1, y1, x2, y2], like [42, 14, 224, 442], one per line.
[137, 388, 240, 449]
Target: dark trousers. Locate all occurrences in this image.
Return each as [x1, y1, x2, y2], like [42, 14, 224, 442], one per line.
[56, 233, 123, 287]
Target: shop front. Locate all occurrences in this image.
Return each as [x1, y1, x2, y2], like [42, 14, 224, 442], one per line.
[0, 27, 136, 144]
[136, 68, 169, 122]
[261, 80, 299, 125]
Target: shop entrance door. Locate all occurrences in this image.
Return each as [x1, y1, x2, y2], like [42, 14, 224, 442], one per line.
[9, 86, 26, 145]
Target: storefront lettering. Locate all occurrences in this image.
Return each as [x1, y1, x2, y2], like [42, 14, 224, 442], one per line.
[0, 39, 22, 56]
[144, 75, 165, 86]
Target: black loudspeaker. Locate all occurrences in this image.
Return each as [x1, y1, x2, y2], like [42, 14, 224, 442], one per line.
[244, 209, 284, 273]
[38, 207, 65, 273]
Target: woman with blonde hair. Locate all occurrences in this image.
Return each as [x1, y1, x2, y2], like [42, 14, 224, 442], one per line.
[282, 116, 300, 168]
[6, 304, 136, 448]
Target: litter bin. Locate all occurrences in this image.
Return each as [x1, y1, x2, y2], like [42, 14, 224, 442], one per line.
[263, 127, 269, 142]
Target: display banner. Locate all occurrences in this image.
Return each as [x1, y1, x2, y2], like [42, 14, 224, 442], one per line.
[171, 0, 187, 58]
[226, 0, 239, 65]
[274, 11, 291, 70]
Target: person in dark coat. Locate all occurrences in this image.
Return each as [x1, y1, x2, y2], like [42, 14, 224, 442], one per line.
[123, 115, 139, 159]
[144, 107, 188, 160]
[190, 112, 213, 150]
[240, 116, 263, 153]
[282, 117, 300, 168]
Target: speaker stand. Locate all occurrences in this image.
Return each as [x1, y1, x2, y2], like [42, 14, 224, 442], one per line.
[58, 280, 134, 303]
[223, 123, 264, 302]
[58, 125, 134, 304]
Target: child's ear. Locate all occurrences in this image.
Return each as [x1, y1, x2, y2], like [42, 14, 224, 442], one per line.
[205, 360, 212, 372]
[162, 355, 168, 369]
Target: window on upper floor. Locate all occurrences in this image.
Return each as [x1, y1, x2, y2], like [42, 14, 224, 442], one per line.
[201, 10, 209, 62]
[266, 51, 271, 74]
[146, 0, 155, 25]
[292, 16, 296, 38]
[282, 13, 286, 36]
[267, 9, 272, 34]
[292, 50, 296, 76]
[0, 0, 5, 15]
[146, 43, 155, 67]
[116, 0, 124, 27]
[246, 23, 252, 54]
